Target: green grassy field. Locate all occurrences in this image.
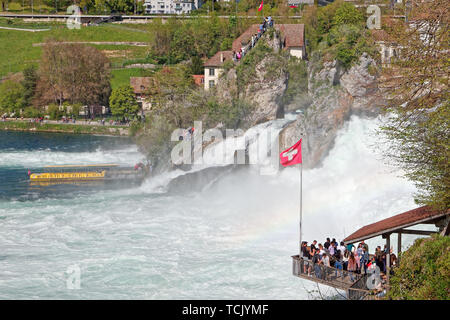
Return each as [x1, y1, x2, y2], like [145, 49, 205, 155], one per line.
[0, 18, 155, 83]
[111, 68, 156, 89]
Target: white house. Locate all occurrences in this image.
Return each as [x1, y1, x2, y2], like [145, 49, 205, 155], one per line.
[275, 24, 306, 59]
[144, 0, 202, 14]
[203, 51, 234, 90]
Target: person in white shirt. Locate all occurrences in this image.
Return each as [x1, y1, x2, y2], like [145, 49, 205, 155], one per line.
[329, 243, 335, 255]
[322, 254, 330, 267]
[338, 241, 347, 255]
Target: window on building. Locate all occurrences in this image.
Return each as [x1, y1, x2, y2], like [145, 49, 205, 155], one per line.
[209, 80, 215, 88]
[209, 68, 215, 76]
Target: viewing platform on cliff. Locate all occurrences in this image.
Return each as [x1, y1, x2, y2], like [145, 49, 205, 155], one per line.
[292, 206, 450, 300]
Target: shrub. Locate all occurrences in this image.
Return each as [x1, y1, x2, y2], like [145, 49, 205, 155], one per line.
[388, 234, 450, 300]
[22, 107, 41, 118]
[333, 2, 365, 27]
[47, 104, 63, 120]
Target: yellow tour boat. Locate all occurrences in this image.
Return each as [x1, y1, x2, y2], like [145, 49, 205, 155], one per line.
[29, 163, 150, 183]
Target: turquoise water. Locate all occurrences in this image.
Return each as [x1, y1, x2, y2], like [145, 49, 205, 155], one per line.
[0, 118, 418, 299]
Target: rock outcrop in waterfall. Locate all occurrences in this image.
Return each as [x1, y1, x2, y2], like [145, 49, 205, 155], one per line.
[215, 30, 289, 126]
[279, 52, 384, 169]
[215, 31, 383, 169]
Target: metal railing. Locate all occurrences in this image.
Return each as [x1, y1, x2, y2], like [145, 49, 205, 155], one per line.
[347, 274, 370, 300]
[292, 255, 366, 291]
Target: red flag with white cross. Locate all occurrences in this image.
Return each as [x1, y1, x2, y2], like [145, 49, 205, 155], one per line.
[258, 0, 263, 11]
[279, 139, 302, 167]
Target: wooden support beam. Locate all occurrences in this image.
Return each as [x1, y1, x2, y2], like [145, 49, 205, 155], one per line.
[397, 229, 437, 236]
[397, 232, 401, 267]
[441, 220, 450, 236]
[386, 233, 390, 285]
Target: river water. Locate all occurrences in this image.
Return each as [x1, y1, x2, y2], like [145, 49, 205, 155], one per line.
[0, 116, 418, 299]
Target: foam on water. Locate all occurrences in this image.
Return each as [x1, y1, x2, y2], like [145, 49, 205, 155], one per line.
[0, 145, 143, 168]
[0, 115, 419, 299]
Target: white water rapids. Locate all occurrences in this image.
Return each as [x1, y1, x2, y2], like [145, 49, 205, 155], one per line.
[0, 115, 420, 299]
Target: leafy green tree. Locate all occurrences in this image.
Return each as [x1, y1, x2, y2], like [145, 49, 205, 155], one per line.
[0, 80, 25, 114]
[21, 65, 38, 107]
[109, 85, 140, 119]
[47, 104, 63, 120]
[332, 2, 364, 27]
[220, 37, 233, 51]
[188, 55, 204, 76]
[22, 106, 41, 118]
[388, 235, 450, 300]
[380, 0, 449, 210]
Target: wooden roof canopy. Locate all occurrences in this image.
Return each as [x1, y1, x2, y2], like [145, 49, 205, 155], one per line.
[344, 206, 450, 244]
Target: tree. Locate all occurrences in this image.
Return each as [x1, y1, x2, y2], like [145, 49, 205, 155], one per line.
[388, 235, 450, 300]
[35, 41, 111, 109]
[187, 55, 204, 76]
[148, 66, 194, 128]
[332, 2, 364, 27]
[0, 80, 25, 114]
[21, 65, 38, 107]
[380, 0, 449, 210]
[109, 85, 140, 119]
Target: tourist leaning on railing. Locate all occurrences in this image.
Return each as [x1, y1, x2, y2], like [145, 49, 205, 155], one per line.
[347, 252, 357, 281]
[334, 250, 344, 278]
[312, 249, 322, 278]
[361, 246, 369, 274]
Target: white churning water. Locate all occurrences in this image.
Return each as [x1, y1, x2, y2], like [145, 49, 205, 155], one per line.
[0, 115, 418, 299]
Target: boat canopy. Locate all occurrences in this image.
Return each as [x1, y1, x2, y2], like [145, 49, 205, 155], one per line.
[44, 164, 119, 168]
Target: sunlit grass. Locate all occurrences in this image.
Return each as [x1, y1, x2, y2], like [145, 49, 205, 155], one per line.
[0, 20, 154, 79]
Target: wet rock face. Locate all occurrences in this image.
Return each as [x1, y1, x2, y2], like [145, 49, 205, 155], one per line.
[244, 56, 288, 125]
[216, 30, 288, 127]
[280, 53, 384, 169]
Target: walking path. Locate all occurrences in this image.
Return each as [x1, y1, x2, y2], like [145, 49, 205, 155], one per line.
[32, 41, 149, 47]
[0, 25, 50, 32]
[2, 118, 130, 127]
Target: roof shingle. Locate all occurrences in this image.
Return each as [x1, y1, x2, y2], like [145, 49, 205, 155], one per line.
[275, 24, 305, 48]
[344, 206, 449, 243]
[203, 50, 234, 67]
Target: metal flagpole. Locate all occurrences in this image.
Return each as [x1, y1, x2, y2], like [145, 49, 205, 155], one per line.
[299, 162, 302, 257]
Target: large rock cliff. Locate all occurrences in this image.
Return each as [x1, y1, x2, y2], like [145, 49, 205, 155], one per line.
[279, 52, 384, 168]
[216, 30, 289, 126]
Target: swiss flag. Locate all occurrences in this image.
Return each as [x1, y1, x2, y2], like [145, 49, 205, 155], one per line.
[280, 139, 302, 167]
[258, 0, 263, 11]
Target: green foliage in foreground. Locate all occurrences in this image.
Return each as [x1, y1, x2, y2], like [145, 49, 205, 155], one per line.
[382, 102, 450, 210]
[109, 85, 140, 119]
[388, 235, 450, 300]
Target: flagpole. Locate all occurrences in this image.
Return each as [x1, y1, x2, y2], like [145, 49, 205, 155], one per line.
[299, 162, 302, 258]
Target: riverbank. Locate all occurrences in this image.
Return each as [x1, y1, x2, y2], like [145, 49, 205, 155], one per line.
[0, 120, 129, 136]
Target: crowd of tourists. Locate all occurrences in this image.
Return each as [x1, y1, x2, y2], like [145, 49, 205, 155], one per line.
[300, 238, 398, 281]
[232, 16, 274, 62]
